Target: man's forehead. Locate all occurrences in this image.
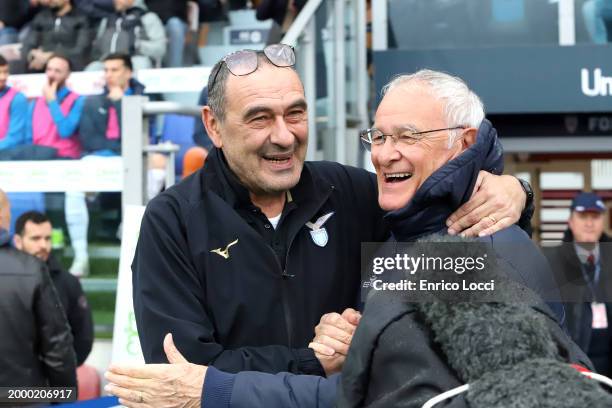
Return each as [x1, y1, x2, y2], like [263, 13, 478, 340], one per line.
[375, 85, 443, 128]
[225, 67, 304, 109]
[25, 220, 52, 232]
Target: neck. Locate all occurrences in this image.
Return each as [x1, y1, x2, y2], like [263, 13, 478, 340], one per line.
[250, 192, 286, 218]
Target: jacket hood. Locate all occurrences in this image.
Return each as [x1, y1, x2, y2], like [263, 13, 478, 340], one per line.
[0, 228, 9, 247]
[384, 119, 504, 241]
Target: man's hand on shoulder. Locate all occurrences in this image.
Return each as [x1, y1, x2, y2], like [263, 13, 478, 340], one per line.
[446, 172, 526, 238]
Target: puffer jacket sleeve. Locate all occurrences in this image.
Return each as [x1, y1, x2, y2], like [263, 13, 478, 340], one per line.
[34, 261, 77, 386]
[137, 12, 167, 60]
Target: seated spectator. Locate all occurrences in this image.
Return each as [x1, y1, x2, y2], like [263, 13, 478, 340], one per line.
[26, 54, 83, 159]
[80, 53, 146, 155]
[21, 0, 90, 72]
[80, 52, 166, 195]
[145, 0, 188, 67]
[0, 55, 28, 158]
[14, 210, 94, 366]
[0, 0, 31, 45]
[87, 0, 166, 72]
[26, 54, 88, 277]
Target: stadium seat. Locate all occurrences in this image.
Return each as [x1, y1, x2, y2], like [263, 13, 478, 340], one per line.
[159, 114, 196, 177]
[183, 146, 208, 177]
[77, 364, 101, 400]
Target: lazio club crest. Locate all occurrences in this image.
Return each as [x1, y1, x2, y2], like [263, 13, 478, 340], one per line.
[305, 212, 335, 247]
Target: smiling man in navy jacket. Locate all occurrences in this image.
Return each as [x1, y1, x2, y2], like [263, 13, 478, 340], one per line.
[130, 45, 532, 382]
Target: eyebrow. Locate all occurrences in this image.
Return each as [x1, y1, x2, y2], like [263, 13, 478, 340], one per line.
[243, 105, 274, 121]
[393, 124, 419, 133]
[242, 98, 308, 121]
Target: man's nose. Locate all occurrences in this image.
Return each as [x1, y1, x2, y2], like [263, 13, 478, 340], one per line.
[377, 136, 401, 163]
[270, 116, 295, 147]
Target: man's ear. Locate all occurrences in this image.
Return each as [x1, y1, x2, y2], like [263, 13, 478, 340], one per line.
[461, 127, 478, 149]
[13, 234, 22, 250]
[202, 106, 223, 149]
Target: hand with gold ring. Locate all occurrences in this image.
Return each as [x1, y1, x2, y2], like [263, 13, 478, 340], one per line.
[446, 172, 526, 237]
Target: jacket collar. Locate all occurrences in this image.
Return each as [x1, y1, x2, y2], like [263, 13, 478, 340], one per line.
[384, 119, 504, 241]
[204, 147, 332, 213]
[46, 254, 63, 275]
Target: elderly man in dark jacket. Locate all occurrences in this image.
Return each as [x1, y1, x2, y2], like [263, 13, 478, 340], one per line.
[0, 189, 77, 389]
[21, 0, 90, 71]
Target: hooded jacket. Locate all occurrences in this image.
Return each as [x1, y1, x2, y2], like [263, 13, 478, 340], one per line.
[133, 148, 387, 375]
[0, 229, 77, 387]
[91, 0, 166, 62]
[381, 119, 563, 322]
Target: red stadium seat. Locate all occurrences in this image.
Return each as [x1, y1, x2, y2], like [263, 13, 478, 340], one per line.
[77, 364, 101, 400]
[183, 146, 208, 178]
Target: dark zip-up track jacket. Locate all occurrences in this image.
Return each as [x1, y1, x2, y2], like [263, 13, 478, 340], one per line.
[132, 148, 388, 375]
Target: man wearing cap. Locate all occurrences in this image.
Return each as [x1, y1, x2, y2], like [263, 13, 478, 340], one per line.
[545, 192, 612, 376]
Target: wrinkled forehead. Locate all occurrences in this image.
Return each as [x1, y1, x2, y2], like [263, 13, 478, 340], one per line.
[225, 64, 305, 112]
[375, 84, 444, 131]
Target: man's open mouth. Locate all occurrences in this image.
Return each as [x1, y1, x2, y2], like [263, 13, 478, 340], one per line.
[384, 172, 413, 183]
[263, 154, 292, 165]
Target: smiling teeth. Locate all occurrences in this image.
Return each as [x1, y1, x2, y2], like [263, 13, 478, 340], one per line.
[386, 173, 412, 178]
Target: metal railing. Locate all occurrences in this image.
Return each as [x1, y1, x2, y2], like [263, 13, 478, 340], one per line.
[282, 0, 369, 166]
[121, 97, 201, 210]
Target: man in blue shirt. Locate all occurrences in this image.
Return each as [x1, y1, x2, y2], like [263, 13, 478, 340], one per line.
[26, 54, 84, 159]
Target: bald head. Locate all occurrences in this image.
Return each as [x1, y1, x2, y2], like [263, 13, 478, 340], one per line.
[0, 189, 9, 231]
